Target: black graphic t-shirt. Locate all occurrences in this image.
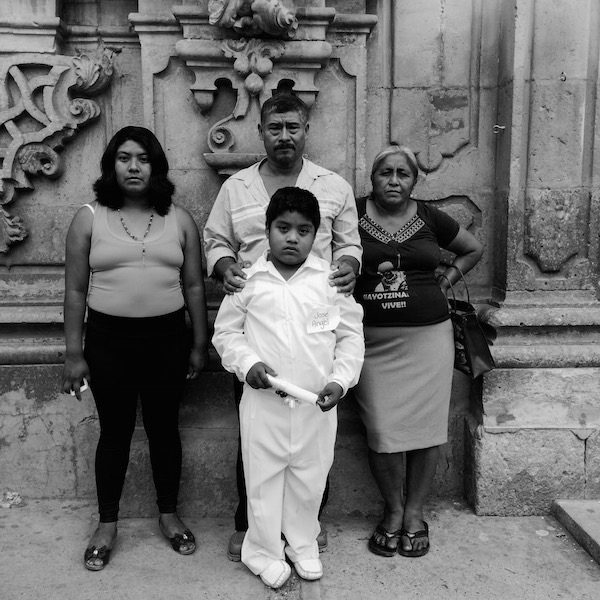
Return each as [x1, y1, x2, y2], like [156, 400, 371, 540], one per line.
[354, 196, 460, 326]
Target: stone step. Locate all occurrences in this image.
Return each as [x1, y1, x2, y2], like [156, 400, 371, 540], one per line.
[551, 499, 600, 564]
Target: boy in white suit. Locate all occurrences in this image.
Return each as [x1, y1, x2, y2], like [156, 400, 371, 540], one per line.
[212, 187, 364, 588]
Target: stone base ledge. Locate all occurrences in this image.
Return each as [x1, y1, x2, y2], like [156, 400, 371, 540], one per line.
[465, 416, 600, 515]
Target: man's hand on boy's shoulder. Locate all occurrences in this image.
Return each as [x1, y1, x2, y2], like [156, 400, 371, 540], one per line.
[329, 256, 359, 296]
[215, 257, 251, 295]
[246, 362, 276, 389]
[316, 382, 344, 412]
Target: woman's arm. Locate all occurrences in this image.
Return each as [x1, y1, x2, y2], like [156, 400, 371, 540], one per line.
[62, 206, 93, 399]
[178, 205, 210, 379]
[437, 226, 484, 293]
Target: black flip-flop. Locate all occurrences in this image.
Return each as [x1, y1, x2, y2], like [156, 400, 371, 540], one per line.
[398, 521, 429, 557]
[368, 523, 402, 557]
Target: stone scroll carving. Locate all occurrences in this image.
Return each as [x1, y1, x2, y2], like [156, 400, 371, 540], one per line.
[208, 0, 298, 38]
[0, 51, 114, 253]
[175, 2, 333, 175]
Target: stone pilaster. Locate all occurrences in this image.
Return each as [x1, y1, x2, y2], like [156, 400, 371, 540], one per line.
[467, 0, 600, 515]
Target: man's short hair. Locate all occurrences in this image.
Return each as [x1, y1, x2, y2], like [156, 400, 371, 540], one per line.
[260, 93, 309, 125]
[266, 187, 320, 231]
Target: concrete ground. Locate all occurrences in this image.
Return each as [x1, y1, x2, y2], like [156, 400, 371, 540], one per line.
[1, 498, 599, 600]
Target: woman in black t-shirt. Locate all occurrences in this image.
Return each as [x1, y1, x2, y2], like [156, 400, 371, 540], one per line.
[353, 144, 483, 558]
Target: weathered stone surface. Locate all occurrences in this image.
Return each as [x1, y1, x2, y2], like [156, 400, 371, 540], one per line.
[527, 81, 588, 189]
[482, 368, 600, 430]
[0, 363, 472, 516]
[391, 1, 443, 87]
[525, 189, 585, 274]
[586, 430, 600, 498]
[0, 365, 96, 499]
[531, 0, 593, 80]
[465, 417, 586, 515]
[119, 428, 239, 518]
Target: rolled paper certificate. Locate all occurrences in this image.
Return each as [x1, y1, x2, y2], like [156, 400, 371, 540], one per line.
[266, 375, 319, 405]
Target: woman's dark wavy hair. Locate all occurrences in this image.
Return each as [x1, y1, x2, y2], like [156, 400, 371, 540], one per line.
[93, 126, 175, 216]
[266, 186, 320, 230]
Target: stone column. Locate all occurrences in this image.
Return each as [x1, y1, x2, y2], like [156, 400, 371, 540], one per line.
[467, 0, 600, 515]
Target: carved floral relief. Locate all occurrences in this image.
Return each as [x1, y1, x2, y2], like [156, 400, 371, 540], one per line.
[208, 0, 298, 38]
[0, 51, 114, 253]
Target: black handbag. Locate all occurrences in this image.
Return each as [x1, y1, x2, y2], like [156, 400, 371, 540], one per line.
[439, 269, 495, 379]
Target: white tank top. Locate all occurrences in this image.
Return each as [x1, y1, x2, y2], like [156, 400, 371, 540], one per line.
[87, 203, 185, 317]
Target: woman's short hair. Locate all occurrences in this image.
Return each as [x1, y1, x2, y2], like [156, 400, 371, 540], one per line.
[93, 126, 175, 216]
[266, 186, 320, 231]
[371, 144, 419, 180]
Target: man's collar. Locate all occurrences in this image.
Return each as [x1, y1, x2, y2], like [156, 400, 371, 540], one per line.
[229, 157, 331, 188]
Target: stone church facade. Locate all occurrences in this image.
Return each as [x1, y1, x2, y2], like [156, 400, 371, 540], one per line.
[1, 0, 598, 517]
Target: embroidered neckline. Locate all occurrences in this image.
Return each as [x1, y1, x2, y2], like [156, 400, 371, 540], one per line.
[359, 212, 425, 245]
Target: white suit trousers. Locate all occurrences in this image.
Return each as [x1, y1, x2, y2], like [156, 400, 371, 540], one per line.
[240, 387, 337, 575]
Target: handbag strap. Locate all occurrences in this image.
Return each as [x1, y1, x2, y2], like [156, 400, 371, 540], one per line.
[438, 273, 457, 306]
[440, 265, 471, 305]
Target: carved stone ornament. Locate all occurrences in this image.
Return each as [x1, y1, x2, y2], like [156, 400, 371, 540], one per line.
[174, 3, 338, 174]
[0, 50, 113, 253]
[208, 0, 298, 38]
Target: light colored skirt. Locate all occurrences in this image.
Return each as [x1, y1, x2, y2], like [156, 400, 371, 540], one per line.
[353, 320, 454, 453]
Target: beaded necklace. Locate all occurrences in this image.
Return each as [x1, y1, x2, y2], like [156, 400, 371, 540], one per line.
[118, 209, 154, 268]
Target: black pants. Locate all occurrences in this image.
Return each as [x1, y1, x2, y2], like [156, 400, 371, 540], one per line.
[84, 308, 189, 523]
[232, 376, 330, 531]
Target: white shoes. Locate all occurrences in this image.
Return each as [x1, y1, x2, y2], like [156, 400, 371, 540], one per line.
[259, 560, 291, 589]
[294, 558, 323, 581]
[259, 557, 324, 587]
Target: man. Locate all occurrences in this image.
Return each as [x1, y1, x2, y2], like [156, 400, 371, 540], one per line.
[204, 93, 361, 561]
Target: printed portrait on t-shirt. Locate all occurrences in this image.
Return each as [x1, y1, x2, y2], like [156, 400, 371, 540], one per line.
[374, 261, 408, 292]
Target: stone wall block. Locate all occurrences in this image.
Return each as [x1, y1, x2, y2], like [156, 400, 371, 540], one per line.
[527, 81, 587, 188]
[531, 0, 594, 80]
[392, 1, 441, 87]
[465, 418, 586, 515]
[392, 0, 481, 88]
[390, 88, 432, 150]
[152, 57, 207, 170]
[311, 60, 357, 186]
[326, 430, 380, 518]
[0, 365, 96, 499]
[482, 368, 600, 430]
[119, 428, 239, 518]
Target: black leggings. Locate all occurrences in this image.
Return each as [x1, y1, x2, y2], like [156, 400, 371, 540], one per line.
[84, 308, 189, 523]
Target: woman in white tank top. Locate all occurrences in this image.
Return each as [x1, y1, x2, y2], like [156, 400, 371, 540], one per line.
[62, 126, 209, 571]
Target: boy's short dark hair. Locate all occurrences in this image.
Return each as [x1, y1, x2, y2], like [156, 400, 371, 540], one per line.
[266, 187, 321, 231]
[260, 93, 309, 125]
